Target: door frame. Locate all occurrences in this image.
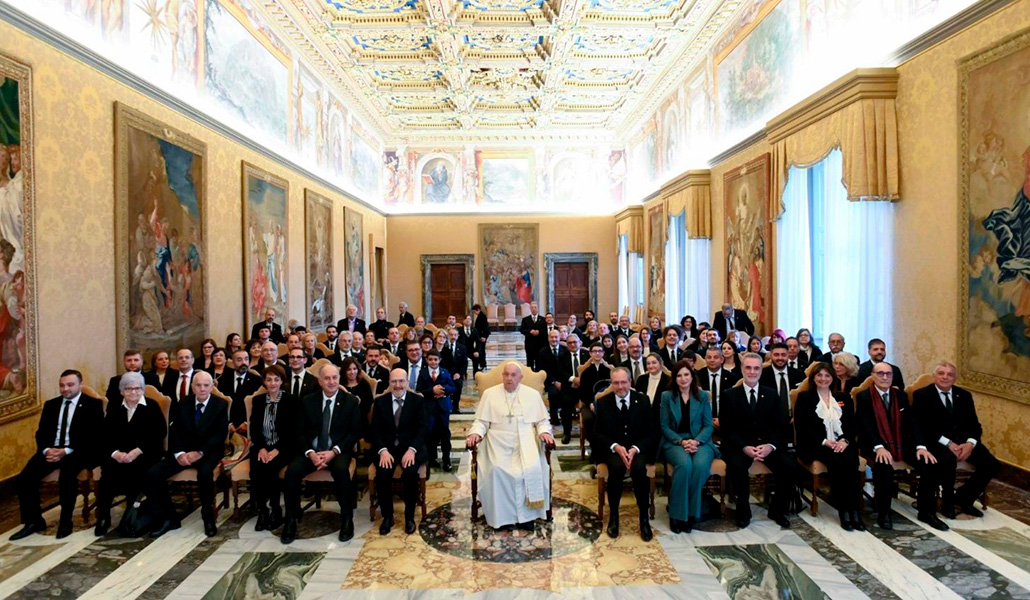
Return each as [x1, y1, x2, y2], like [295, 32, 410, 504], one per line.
[421, 254, 475, 322]
[545, 252, 598, 318]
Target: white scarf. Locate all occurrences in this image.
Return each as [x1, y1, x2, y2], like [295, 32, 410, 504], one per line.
[814, 392, 844, 442]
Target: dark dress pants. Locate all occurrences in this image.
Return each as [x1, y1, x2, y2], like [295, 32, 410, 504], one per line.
[374, 447, 421, 521]
[925, 442, 1001, 509]
[428, 403, 452, 465]
[17, 453, 89, 525]
[806, 445, 860, 512]
[602, 452, 650, 519]
[726, 447, 795, 519]
[146, 453, 221, 523]
[96, 456, 158, 520]
[250, 451, 293, 514]
[284, 452, 354, 520]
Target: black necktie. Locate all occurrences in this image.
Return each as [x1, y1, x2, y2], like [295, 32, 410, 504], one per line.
[236, 376, 243, 393]
[572, 354, 578, 371]
[789, 360, 796, 369]
[943, 391, 953, 414]
[319, 399, 332, 451]
[749, 389, 757, 410]
[882, 392, 891, 411]
[778, 372, 788, 404]
[58, 399, 71, 447]
[619, 398, 628, 412]
[711, 373, 719, 410]
[293, 375, 301, 398]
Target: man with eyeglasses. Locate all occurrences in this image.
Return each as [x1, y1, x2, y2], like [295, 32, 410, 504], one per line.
[286, 350, 319, 400]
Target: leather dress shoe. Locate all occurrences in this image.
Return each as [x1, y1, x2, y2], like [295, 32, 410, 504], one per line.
[769, 513, 791, 529]
[94, 517, 111, 537]
[280, 518, 298, 544]
[959, 504, 984, 518]
[669, 519, 681, 534]
[561, 434, 571, 445]
[442, 461, 452, 473]
[877, 513, 893, 530]
[151, 519, 181, 538]
[684, 518, 695, 533]
[918, 512, 949, 531]
[940, 505, 958, 520]
[735, 515, 751, 529]
[204, 520, 218, 537]
[606, 518, 619, 539]
[639, 520, 653, 542]
[405, 519, 417, 535]
[266, 512, 284, 531]
[379, 517, 393, 535]
[839, 513, 854, 531]
[10, 520, 46, 541]
[56, 521, 74, 539]
[339, 517, 355, 542]
[850, 512, 867, 531]
[255, 511, 269, 532]
[428, 460, 441, 469]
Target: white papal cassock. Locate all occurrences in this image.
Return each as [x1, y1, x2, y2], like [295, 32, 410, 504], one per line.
[469, 383, 552, 528]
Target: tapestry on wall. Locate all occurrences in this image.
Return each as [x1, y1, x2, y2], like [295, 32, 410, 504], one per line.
[648, 204, 666, 319]
[242, 162, 288, 336]
[959, 29, 1030, 402]
[343, 207, 365, 316]
[0, 54, 38, 423]
[115, 103, 207, 361]
[724, 154, 771, 335]
[479, 223, 538, 306]
[305, 190, 334, 331]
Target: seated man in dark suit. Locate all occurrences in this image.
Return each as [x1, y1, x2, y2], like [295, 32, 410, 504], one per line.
[697, 345, 740, 431]
[423, 350, 457, 471]
[370, 368, 429, 535]
[369, 307, 394, 342]
[106, 349, 147, 406]
[720, 353, 794, 529]
[856, 362, 943, 530]
[282, 364, 361, 544]
[145, 371, 229, 538]
[337, 304, 367, 337]
[558, 334, 589, 444]
[95, 371, 166, 536]
[284, 349, 320, 400]
[218, 349, 262, 430]
[578, 342, 611, 452]
[658, 326, 684, 370]
[363, 346, 390, 396]
[11, 369, 104, 540]
[784, 337, 808, 371]
[255, 341, 285, 372]
[911, 361, 1000, 520]
[712, 303, 755, 340]
[593, 367, 655, 541]
[537, 329, 566, 428]
[759, 343, 805, 418]
[856, 338, 906, 391]
[251, 307, 285, 344]
[442, 327, 468, 415]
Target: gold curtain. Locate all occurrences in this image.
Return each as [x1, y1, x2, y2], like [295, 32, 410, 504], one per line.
[767, 68, 899, 220]
[614, 208, 643, 253]
[661, 170, 712, 238]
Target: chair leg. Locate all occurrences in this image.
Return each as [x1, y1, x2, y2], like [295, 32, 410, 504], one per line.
[420, 479, 427, 519]
[80, 480, 91, 525]
[368, 479, 376, 521]
[649, 477, 656, 520]
[810, 473, 819, 516]
[597, 477, 605, 523]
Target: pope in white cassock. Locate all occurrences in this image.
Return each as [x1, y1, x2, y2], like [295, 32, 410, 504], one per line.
[466, 362, 555, 529]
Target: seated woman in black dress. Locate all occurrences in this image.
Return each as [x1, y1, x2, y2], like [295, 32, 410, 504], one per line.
[249, 365, 298, 532]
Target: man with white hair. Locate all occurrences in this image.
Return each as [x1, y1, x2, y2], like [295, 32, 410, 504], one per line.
[397, 301, 415, 328]
[466, 362, 555, 529]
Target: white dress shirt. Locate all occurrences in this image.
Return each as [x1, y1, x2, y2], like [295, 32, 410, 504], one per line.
[935, 385, 977, 448]
[46, 393, 81, 455]
[173, 397, 208, 459]
[609, 394, 640, 454]
[306, 393, 342, 455]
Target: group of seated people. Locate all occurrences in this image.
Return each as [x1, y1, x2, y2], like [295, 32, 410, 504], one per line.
[8, 302, 1002, 549]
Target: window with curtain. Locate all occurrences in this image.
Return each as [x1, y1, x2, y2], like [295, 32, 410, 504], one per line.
[666, 213, 685, 322]
[664, 212, 711, 326]
[776, 148, 894, 356]
[618, 234, 629, 315]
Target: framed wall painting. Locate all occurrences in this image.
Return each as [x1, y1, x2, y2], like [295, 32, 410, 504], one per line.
[304, 190, 334, 332]
[115, 103, 207, 361]
[647, 204, 666, 320]
[242, 161, 288, 336]
[479, 223, 538, 306]
[343, 207, 365, 316]
[723, 154, 772, 335]
[0, 53, 38, 423]
[958, 28, 1030, 404]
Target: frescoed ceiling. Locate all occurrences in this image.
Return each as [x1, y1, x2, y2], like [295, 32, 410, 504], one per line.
[265, 0, 747, 142]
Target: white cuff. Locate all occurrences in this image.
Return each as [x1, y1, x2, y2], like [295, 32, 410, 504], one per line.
[873, 444, 883, 452]
[916, 445, 927, 451]
[939, 436, 951, 446]
[174, 451, 185, 458]
[967, 438, 978, 447]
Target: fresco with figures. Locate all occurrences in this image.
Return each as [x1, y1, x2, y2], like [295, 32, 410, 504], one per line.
[960, 29, 1030, 402]
[724, 154, 771, 335]
[242, 162, 288, 336]
[648, 205, 666, 320]
[304, 190, 334, 332]
[480, 224, 538, 306]
[344, 208, 365, 316]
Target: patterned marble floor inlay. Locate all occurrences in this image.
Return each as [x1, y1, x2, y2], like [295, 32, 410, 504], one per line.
[200, 551, 324, 600]
[958, 527, 1030, 574]
[697, 543, 829, 599]
[0, 542, 61, 585]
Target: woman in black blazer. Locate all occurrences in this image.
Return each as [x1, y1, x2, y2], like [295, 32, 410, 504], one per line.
[794, 362, 863, 531]
[95, 371, 167, 536]
[249, 365, 298, 532]
[340, 357, 375, 449]
[635, 353, 670, 460]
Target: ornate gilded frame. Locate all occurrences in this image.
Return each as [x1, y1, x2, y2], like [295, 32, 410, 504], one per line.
[242, 161, 289, 337]
[0, 53, 39, 423]
[957, 27, 1030, 404]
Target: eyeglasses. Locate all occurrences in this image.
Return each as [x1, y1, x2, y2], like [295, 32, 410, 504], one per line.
[123, 386, 143, 392]
[290, 355, 306, 360]
[874, 372, 893, 378]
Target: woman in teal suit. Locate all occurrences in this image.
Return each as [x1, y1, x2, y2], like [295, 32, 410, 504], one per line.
[660, 360, 719, 533]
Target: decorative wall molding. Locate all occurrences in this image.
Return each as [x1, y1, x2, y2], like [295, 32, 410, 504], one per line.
[544, 253, 599, 318]
[420, 254, 475, 323]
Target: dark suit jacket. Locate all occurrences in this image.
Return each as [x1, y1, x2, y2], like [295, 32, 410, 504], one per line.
[421, 367, 457, 412]
[251, 321, 285, 344]
[162, 370, 197, 417]
[612, 326, 633, 339]
[620, 357, 648, 381]
[696, 368, 741, 418]
[336, 317, 367, 336]
[284, 371, 320, 400]
[369, 391, 428, 459]
[34, 394, 105, 462]
[168, 395, 229, 459]
[712, 309, 755, 339]
[249, 392, 299, 456]
[578, 363, 611, 405]
[911, 385, 983, 449]
[786, 354, 809, 371]
[396, 358, 430, 394]
[296, 390, 361, 456]
[369, 319, 394, 341]
[397, 312, 416, 328]
[217, 370, 263, 426]
[364, 364, 390, 396]
[657, 346, 684, 370]
[855, 387, 921, 457]
[719, 384, 786, 453]
[857, 360, 906, 392]
[474, 312, 491, 340]
[593, 390, 655, 463]
[556, 349, 589, 395]
[101, 399, 166, 462]
[536, 345, 566, 385]
[456, 327, 477, 350]
[793, 389, 855, 462]
[441, 342, 468, 379]
[760, 365, 805, 415]
[520, 315, 547, 353]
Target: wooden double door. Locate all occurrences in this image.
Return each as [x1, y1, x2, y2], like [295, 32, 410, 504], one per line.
[429, 263, 467, 325]
[550, 261, 590, 323]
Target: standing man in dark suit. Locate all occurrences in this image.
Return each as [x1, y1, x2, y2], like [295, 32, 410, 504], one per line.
[363, 346, 390, 396]
[520, 302, 547, 370]
[557, 334, 589, 444]
[593, 368, 655, 541]
[219, 349, 262, 429]
[106, 349, 146, 406]
[370, 368, 428, 535]
[251, 307, 286, 344]
[621, 336, 647, 383]
[337, 304, 367, 337]
[282, 364, 361, 544]
[856, 362, 944, 530]
[720, 353, 793, 529]
[578, 342, 611, 451]
[784, 337, 809, 370]
[11, 370, 104, 540]
[759, 343, 805, 418]
[423, 350, 457, 471]
[658, 326, 683, 370]
[856, 338, 906, 391]
[442, 328, 468, 415]
[614, 314, 633, 340]
[697, 345, 740, 430]
[164, 348, 197, 417]
[397, 301, 416, 328]
[712, 303, 755, 340]
[458, 316, 478, 368]
[369, 307, 394, 342]
[397, 340, 431, 396]
[911, 361, 1000, 520]
[818, 333, 847, 364]
[146, 371, 228, 538]
[472, 304, 491, 373]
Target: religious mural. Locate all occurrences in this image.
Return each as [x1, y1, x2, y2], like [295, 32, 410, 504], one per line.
[478, 151, 533, 204]
[724, 154, 771, 335]
[242, 162, 288, 336]
[0, 54, 37, 423]
[343, 207, 365, 316]
[304, 190, 334, 332]
[648, 204, 666, 320]
[959, 29, 1030, 402]
[421, 156, 454, 204]
[479, 223, 538, 306]
[115, 103, 207, 360]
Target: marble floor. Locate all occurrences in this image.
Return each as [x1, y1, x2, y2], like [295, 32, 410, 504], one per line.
[0, 335, 1029, 598]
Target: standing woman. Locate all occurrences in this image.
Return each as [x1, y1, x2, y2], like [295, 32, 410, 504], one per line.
[720, 341, 741, 375]
[747, 336, 765, 360]
[679, 316, 699, 341]
[148, 350, 171, 390]
[198, 338, 217, 373]
[796, 329, 822, 365]
[210, 347, 229, 385]
[246, 339, 263, 369]
[224, 333, 243, 357]
[340, 357, 374, 431]
[832, 353, 860, 396]
[302, 332, 325, 365]
[794, 362, 863, 531]
[249, 365, 297, 532]
[660, 360, 718, 533]
[649, 316, 664, 341]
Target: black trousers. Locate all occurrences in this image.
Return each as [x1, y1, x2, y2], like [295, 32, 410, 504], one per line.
[726, 447, 795, 519]
[524, 344, 538, 370]
[284, 453, 354, 521]
[474, 341, 487, 371]
[96, 457, 158, 519]
[869, 449, 941, 514]
[375, 448, 421, 521]
[804, 446, 860, 512]
[145, 454, 222, 523]
[428, 403, 451, 464]
[451, 378, 464, 413]
[250, 451, 293, 514]
[17, 453, 89, 525]
[926, 442, 1001, 508]
[603, 452, 650, 519]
